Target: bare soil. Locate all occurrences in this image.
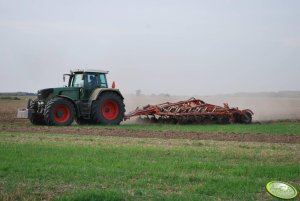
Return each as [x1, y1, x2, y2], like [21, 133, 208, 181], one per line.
[2, 125, 300, 144]
[1, 98, 300, 144]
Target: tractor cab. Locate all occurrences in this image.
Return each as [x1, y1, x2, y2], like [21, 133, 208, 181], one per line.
[64, 69, 109, 100]
[66, 69, 109, 89]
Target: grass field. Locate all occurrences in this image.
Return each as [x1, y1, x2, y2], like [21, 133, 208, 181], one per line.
[113, 122, 300, 135]
[1, 131, 299, 201]
[2, 121, 300, 136]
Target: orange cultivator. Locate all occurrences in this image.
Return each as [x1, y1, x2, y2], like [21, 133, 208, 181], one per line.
[124, 98, 253, 124]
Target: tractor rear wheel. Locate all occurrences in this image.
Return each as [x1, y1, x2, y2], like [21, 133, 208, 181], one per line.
[28, 99, 46, 125]
[44, 97, 75, 126]
[91, 92, 125, 125]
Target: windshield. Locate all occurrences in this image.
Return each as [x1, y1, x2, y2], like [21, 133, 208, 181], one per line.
[71, 73, 84, 87]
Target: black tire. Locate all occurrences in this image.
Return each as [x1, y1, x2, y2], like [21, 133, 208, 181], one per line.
[75, 117, 91, 125]
[27, 98, 32, 109]
[44, 97, 75, 126]
[28, 99, 46, 125]
[91, 92, 125, 125]
[217, 115, 230, 124]
[241, 112, 252, 124]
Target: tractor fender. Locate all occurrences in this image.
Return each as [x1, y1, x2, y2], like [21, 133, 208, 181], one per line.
[89, 88, 124, 102]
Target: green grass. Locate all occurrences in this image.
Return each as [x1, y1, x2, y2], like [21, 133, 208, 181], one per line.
[0, 96, 22, 101]
[103, 122, 300, 135]
[0, 131, 299, 201]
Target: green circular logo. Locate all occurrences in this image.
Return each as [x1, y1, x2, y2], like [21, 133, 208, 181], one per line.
[266, 181, 298, 199]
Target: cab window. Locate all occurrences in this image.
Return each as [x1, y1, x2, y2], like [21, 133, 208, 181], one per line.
[85, 73, 98, 88]
[99, 74, 108, 88]
[72, 74, 84, 87]
[73, 73, 107, 88]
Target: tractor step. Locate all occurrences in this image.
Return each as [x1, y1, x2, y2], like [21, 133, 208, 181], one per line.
[76, 102, 91, 117]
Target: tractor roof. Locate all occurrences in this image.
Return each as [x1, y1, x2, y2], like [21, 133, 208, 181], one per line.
[71, 69, 109, 74]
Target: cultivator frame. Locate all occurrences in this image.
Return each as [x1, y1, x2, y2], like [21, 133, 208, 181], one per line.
[124, 98, 253, 124]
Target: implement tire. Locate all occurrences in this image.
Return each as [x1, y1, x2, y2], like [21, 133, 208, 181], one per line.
[91, 92, 125, 125]
[44, 97, 75, 126]
[241, 111, 252, 124]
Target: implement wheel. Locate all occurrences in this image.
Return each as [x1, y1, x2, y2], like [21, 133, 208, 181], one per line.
[44, 97, 75, 126]
[91, 92, 125, 125]
[241, 111, 252, 124]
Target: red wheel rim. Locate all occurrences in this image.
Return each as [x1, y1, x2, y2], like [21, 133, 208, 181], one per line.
[101, 100, 119, 120]
[53, 104, 71, 123]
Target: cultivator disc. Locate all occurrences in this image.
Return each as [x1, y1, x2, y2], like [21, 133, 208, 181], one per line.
[124, 98, 253, 124]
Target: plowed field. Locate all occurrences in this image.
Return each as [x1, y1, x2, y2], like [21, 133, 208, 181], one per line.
[1, 98, 299, 144]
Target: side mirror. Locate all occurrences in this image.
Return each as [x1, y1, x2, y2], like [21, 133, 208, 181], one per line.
[63, 74, 71, 83]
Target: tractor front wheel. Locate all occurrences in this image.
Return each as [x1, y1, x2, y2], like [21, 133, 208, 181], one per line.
[91, 92, 125, 125]
[28, 99, 46, 125]
[44, 97, 75, 126]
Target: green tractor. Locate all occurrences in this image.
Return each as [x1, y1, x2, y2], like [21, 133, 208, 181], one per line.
[17, 69, 125, 126]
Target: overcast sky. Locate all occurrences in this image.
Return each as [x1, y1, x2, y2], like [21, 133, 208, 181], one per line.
[0, 0, 299, 95]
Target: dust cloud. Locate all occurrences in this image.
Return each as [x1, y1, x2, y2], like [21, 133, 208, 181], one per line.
[123, 94, 300, 122]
